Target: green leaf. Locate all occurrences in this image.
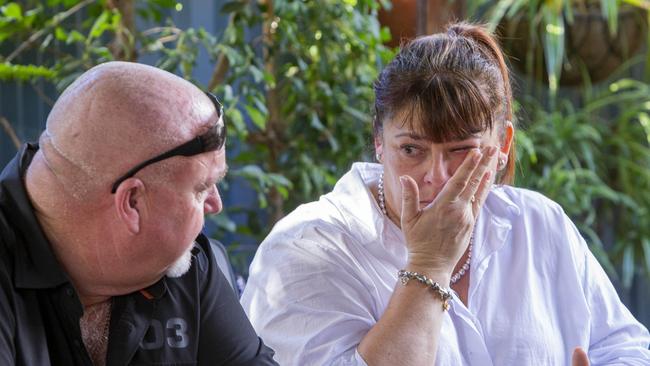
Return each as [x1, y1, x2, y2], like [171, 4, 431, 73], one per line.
[54, 26, 67, 41]
[541, 7, 565, 95]
[221, 1, 246, 14]
[88, 10, 111, 41]
[600, 0, 618, 37]
[227, 107, 246, 133]
[249, 65, 264, 83]
[2, 2, 22, 20]
[268, 173, 292, 188]
[0, 63, 56, 81]
[342, 104, 368, 122]
[310, 113, 324, 131]
[67, 30, 84, 43]
[244, 105, 266, 129]
[208, 212, 237, 232]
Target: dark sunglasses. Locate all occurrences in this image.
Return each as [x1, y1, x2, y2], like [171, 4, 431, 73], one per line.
[110, 92, 226, 193]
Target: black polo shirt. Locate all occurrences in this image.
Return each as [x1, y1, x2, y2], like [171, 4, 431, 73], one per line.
[0, 144, 277, 365]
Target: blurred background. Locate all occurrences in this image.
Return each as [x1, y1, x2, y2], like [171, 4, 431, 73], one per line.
[1, 0, 648, 327]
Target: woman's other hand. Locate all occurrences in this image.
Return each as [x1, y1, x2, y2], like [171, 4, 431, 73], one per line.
[572, 347, 590, 366]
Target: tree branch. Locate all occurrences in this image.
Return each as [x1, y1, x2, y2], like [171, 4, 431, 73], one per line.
[141, 26, 182, 37]
[207, 52, 230, 91]
[0, 116, 22, 150]
[259, 0, 287, 223]
[107, 0, 137, 61]
[207, 12, 236, 91]
[6, 0, 95, 63]
[31, 83, 55, 107]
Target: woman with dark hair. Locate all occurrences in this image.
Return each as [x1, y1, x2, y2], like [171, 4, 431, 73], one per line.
[241, 22, 650, 365]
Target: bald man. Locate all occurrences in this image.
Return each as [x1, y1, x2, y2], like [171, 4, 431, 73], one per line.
[0, 62, 277, 365]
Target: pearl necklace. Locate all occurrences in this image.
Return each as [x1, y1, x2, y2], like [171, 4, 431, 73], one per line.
[378, 172, 472, 285]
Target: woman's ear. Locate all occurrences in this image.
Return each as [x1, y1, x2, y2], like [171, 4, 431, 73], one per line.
[114, 178, 145, 234]
[498, 120, 514, 169]
[374, 135, 383, 162]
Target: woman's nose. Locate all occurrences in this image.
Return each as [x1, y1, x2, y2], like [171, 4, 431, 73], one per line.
[422, 154, 451, 186]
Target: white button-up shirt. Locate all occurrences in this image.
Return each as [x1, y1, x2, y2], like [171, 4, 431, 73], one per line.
[241, 163, 650, 365]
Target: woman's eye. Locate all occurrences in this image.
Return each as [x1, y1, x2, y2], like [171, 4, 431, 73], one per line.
[400, 145, 421, 156]
[450, 146, 475, 153]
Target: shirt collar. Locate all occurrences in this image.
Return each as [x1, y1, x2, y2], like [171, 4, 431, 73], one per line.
[485, 185, 521, 219]
[1, 143, 70, 289]
[470, 185, 521, 268]
[324, 163, 522, 248]
[323, 162, 386, 246]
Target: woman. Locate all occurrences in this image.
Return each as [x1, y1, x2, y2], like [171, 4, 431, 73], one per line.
[240, 23, 650, 365]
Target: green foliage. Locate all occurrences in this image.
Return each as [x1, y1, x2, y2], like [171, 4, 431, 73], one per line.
[0, 62, 56, 80]
[466, 0, 650, 96]
[0, 0, 392, 273]
[209, 0, 394, 251]
[516, 77, 650, 287]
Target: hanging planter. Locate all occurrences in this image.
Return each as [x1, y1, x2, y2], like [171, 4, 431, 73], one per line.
[473, 0, 650, 94]
[500, 3, 646, 87]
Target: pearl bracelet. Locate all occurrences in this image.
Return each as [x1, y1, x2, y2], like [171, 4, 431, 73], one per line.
[397, 270, 453, 311]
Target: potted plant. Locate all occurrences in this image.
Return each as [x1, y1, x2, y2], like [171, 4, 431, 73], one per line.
[515, 75, 650, 289]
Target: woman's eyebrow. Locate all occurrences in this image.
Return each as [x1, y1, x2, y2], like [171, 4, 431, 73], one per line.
[394, 132, 425, 140]
[457, 135, 481, 141]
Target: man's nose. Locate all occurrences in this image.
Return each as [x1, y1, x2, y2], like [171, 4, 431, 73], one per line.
[204, 185, 223, 215]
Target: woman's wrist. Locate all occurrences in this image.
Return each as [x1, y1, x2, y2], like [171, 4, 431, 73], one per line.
[397, 269, 453, 311]
[404, 261, 451, 287]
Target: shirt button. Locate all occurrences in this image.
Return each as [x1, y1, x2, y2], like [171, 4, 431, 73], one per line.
[73, 339, 81, 348]
[65, 287, 74, 297]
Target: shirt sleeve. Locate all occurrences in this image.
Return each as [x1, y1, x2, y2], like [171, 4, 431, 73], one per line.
[196, 240, 278, 366]
[562, 215, 650, 364]
[241, 232, 375, 366]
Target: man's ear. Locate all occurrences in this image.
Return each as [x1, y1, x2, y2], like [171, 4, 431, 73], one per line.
[114, 178, 145, 234]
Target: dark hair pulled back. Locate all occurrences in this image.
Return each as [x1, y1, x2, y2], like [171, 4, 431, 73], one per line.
[373, 22, 515, 184]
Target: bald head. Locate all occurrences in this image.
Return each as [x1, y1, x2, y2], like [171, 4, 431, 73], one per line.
[38, 61, 217, 199]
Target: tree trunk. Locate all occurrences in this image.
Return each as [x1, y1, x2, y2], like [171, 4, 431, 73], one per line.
[260, 0, 286, 225]
[108, 0, 137, 61]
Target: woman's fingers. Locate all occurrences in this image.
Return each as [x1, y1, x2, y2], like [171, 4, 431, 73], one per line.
[472, 169, 493, 217]
[437, 149, 482, 202]
[400, 175, 420, 225]
[459, 146, 497, 203]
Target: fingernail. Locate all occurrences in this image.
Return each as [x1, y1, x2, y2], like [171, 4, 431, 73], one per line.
[399, 176, 406, 185]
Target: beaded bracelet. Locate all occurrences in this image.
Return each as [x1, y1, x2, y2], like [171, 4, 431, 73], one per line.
[397, 270, 453, 311]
